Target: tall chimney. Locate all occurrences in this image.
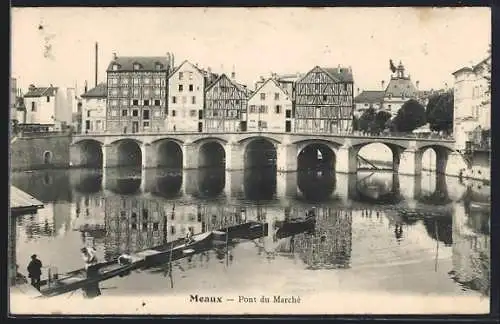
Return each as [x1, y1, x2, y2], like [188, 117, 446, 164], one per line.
[95, 42, 98, 87]
[381, 80, 385, 90]
[84, 80, 88, 93]
[416, 80, 420, 90]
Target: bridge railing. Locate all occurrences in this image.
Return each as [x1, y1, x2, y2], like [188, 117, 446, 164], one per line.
[74, 129, 455, 141]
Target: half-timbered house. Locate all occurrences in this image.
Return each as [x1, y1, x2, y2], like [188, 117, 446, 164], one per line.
[106, 55, 171, 133]
[294, 66, 354, 134]
[204, 74, 252, 132]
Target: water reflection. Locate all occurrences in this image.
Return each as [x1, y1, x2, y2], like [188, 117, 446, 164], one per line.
[10, 168, 490, 297]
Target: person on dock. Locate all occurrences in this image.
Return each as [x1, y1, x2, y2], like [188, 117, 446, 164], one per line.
[81, 247, 98, 276]
[27, 254, 42, 291]
[185, 227, 195, 244]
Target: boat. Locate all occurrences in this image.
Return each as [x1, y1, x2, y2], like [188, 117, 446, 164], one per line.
[37, 231, 214, 298]
[212, 221, 268, 242]
[276, 215, 316, 239]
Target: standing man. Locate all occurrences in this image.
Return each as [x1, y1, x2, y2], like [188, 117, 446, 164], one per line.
[27, 254, 42, 291]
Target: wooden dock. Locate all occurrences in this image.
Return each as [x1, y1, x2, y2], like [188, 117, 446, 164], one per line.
[10, 186, 44, 216]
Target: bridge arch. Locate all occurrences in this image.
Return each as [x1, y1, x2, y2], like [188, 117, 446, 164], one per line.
[353, 141, 407, 172]
[418, 145, 453, 174]
[112, 139, 142, 167]
[155, 139, 183, 169]
[198, 141, 226, 169]
[71, 139, 103, 168]
[296, 141, 338, 171]
[243, 137, 278, 169]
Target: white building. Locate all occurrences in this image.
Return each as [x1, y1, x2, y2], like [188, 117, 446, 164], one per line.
[353, 90, 384, 117]
[167, 60, 215, 132]
[81, 82, 107, 133]
[452, 56, 491, 150]
[247, 77, 294, 132]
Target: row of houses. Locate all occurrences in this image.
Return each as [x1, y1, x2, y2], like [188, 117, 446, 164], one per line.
[81, 53, 355, 135]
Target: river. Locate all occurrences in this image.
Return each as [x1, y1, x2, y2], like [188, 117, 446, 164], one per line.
[9, 166, 490, 314]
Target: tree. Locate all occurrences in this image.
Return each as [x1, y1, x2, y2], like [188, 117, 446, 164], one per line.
[374, 110, 392, 133]
[352, 116, 359, 131]
[426, 91, 454, 133]
[393, 99, 427, 132]
[358, 107, 376, 133]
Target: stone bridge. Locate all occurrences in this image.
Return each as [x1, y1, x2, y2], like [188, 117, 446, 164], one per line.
[70, 131, 464, 176]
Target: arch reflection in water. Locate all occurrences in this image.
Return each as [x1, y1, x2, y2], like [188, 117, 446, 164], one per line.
[105, 167, 142, 195]
[297, 168, 336, 202]
[292, 207, 353, 269]
[354, 171, 402, 204]
[418, 172, 451, 205]
[70, 169, 103, 194]
[196, 167, 225, 198]
[243, 167, 277, 201]
[151, 169, 183, 199]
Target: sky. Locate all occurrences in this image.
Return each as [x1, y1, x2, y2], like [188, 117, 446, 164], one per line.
[11, 7, 491, 95]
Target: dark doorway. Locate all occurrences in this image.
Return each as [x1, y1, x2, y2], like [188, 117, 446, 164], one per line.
[285, 120, 291, 132]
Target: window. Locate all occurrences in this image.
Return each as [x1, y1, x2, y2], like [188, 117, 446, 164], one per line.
[132, 109, 138, 117]
[172, 110, 176, 117]
[110, 78, 118, 85]
[179, 72, 184, 80]
[110, 99, 118, 106]
[249, 105, 257, 113]
[189, 72, 193, 80]
[191, 96, 196, 104]
[133, 63, 141, 70]
[259, 105, 267, 113]
[275, 105, 281, 114]
[260, 93, 266, 100]
[43, 151, 52, 164]
[274, 93, 280, 100]
[143, 110, 150, 120]
[132, 99, 139, 106]
[144, 78, 150, 85]
[133, 78, 140, 85]
[144, 89, 150, 96]
[133, 89, 139, 97]
[154, 78, 161, 86]
[154, 99, 161, 106]
[258, 121, 268, 128]
[111, 89, 118, 96]
[286, 110, 291, 118]
[143, 121, 149, 127]
[31, 102, 36, 111]
[153, 222, 159, 231]
[154, 88, 161, 96]
[143, 100, 149, 106]
[155, 63, 162, 70]
[178, 84, 183, 92]
[46, 96, 50, 102]
[182, 96, 187, 104]
[121, 78, 129, 85]
[190, 110, 197, 117]
[172, 96, 177, 104]
[189, 84, 194, 91]
[122, 109, 128, 117]
[112, 64, 119, 71]
[323, 95, 327, 101]
[111, 109, 118, 117]
[122, 89, 129, 96]
[154, 111, 161, 117]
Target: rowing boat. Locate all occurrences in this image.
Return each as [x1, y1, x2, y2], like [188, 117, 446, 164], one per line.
[276, 216, 316, 239]
[37, 231, 214, 297]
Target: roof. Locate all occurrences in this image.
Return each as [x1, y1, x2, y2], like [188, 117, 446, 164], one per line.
[322, 66, 354, 82]
[354, 90, 385, 104]
[81, 82, 107, 98]
[168, 60, 203, 78]
[384, 77, 418, 98]
[452, 66, 474, 76]
[24, 86, 58, 98]
[106, 56, 170, 72]
[10, 186, 44, 215]
[205, 73, 252, 97]
[249, 78, 291, 101]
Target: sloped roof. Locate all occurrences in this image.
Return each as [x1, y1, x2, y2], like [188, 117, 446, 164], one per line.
[322, 66, 354, 82]
[248, 78, 290, 101]
[205, 73, 252, 97]
[106, 56, 170, 72]
[384, 77, 418, 98]
[24, 86, 58, 98]
[452, 66, 473, 76]
[354, 90, 385, 104]
[81, 82, 107, 98]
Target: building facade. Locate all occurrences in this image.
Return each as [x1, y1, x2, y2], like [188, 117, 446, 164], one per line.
[22, 85, 73, 130]
[353, 90, 385, 117]
[294, 66, 354, 134]
[452, 56, 491, 151]
[81, 82, 107, 133]
[10, 78, 17, 122]
[167, 60, 208, 132]
[204, 73, 252, 132]
[247, 78, 293, 132]
[381, 62, 420, 116]
[105, 55, 170, 133]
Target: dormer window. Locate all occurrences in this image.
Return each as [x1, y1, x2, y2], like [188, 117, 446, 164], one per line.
[112, 64, 119, 71]
[155, 63, 163, 70]
[133, 63, 141, 71]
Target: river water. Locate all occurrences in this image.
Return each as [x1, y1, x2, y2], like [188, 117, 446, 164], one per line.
[9, 167, 491, 314]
